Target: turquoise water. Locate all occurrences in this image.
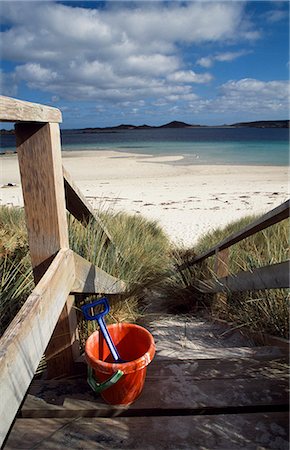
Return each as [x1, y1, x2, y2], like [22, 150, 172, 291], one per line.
[1, 127, 289, 166]
[63, 139, 288, 166]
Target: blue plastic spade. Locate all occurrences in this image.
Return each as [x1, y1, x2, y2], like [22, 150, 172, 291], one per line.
[81, 297, 124, 363]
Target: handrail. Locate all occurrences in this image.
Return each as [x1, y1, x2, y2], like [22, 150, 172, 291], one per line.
[0, 249, 74, 445]
[63, 166, 123, 262]
[179, 200, 290, 269]
[196, 260, 290, 294]
[0, 95, 62, 123]
[0, 96, 127, 446]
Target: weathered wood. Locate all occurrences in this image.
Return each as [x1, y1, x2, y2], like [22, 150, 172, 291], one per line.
[16, 122, 79, 378]
[19, 373, 288, 417]
[16, 122, 69, 278]
[213, 248, 229, 311]
[71, 251, 126, 294]
[5, 413, 289, 450]
[63, 167, 113, 238]
[146, 357, 289, 381]
[63, 167, 123, 264]
[197, 260, 290, 294]
[20, 372, 288, 418]
[19, 355, 289, 419]
[45, 295, 80, 378]
[0, 249, 75, 447]
[182, 200, 290, 268]
[0, 95, 62, 123]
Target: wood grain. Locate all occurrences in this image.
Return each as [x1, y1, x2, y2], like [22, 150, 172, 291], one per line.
[197, 260, 290, 294]
[182, 199, 290, 268]
[0, 95, 62, 123]
[45, 295, 80, 379]
[16, 122, 79, 379]
[72, 251, 126, 294]
[5, 413, 289, 449]
[16, 122, 69, 278]
[214, 248, 229, 311]
[0, 249, 75, 447]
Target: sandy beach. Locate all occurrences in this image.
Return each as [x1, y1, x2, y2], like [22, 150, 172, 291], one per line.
[1, 150, 289, 247]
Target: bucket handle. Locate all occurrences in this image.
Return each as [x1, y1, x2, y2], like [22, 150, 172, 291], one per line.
[87, 366, 124, 394]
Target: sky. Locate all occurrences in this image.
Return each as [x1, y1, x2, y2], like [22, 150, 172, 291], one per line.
[0, 1, 289, 128]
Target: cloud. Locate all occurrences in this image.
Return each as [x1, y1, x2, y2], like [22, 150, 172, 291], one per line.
[263, 9, 288, 24]
[220, 78, 289, 100]
[197, 50, 249, 68]
[188, 78, 289, 117]
[15, 63, 58, 86]
[0, 1, 258, 106]
[196, 57, 213, 69]
[0, 69, 18, 97]
[167, 70, 212, 84]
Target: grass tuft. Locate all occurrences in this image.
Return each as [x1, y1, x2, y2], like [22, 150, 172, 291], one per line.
[171, 216, 289, 338]
[0, 205, 171, 343]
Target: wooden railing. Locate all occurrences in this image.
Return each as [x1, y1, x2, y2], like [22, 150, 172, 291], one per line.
[178, 200, 289, 295]
[0, 96, 126, 445]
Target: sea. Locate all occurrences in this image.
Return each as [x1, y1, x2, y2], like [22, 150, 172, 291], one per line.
[1, 127, 289, 166]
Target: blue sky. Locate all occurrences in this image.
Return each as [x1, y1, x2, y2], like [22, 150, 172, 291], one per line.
[0, 1, 289, 128]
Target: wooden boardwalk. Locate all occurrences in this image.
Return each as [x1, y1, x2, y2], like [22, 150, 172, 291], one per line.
[4, 317, 289, 449]
[1, 96, 289, 449]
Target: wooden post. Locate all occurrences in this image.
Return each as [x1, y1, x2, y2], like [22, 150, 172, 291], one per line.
[45, 295, 80, 378]
[15, 122, 79, 377]
[213, 248, 229, 315]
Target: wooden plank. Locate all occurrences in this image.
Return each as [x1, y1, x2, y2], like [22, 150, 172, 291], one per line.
[16, 121, 79, 378]
[0, 249, 75, 447]
[5, 413, 289, 449]
[197, 260, 290, 294]
[16, 122, 69, 279]
[182, 200, 290, 268]
[20, 357, 288, 418]
[0, 95, 62, 123]
[45, 295, 80, 379]
[214, 248, 229, 312]
[72, 251, 126, 294]
[145, 357, 289, 381]
[73, 354, 289, 380]
[63, 167, 123, 264]
[20, 373, 288, 417]
[63, 166, 113, 238]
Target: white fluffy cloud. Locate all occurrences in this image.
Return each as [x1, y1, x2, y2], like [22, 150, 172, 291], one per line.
[187, 78, 289, 117]
[197, 51, 249, 68]
[1, 2, 287, 125]
[219, 79, 289, 105]
[167, 70, 212, 84]
[0, 1, 258, 106]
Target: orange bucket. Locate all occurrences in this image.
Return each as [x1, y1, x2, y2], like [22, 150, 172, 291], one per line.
[85, 323, 155, 405]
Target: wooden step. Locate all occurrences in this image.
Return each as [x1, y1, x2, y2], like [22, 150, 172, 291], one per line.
[5, 412, 289, 449]
[20, 357, 288, 419]
[154, 345, 288, 360]
[5, 356, 289, 449]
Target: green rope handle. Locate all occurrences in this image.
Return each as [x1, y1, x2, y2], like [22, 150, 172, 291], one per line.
[87, 366, 124, 394]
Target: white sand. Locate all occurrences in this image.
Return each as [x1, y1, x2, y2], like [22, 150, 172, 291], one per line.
[1, 150, 289, 247]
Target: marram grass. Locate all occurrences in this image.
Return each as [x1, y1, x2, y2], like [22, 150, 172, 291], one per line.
[0, 206, 171, 342]
[1, 205, 288, 341]
[171, 216, 289, 338]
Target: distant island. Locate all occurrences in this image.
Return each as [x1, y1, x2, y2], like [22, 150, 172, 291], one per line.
[232, 120, 289, 129]
[76, 120, 200, 133]
[1, 119, 289, 135]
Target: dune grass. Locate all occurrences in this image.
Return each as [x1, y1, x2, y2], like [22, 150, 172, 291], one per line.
[0, 206, 33, 335]
[1, 205, 288, 341]
[171, 216, 289, 338]
[0, 205, 171, 341]
[68, 210, 171, 346]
